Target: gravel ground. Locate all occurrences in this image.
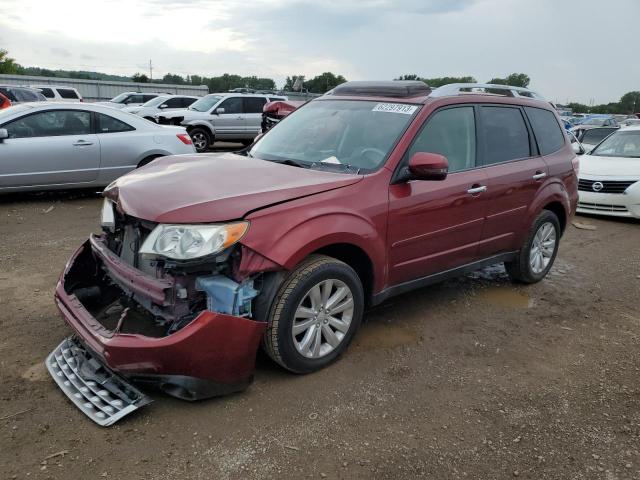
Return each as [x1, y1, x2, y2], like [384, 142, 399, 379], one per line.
[1, 185, 639, 479]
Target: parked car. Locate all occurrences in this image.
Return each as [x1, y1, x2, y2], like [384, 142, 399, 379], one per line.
[572, 126, 619, 152]
[577, 126, 640, 218]
[121, 94, 199, 121]
[620, 118, 640, 127]
[0, 85, 47, 104]
[47, 81, 578, 425]
[96, 92, 164, 109]
[29, 85, 83, 102]
[573, 115, 618, 127]
[155, 93, 287, 152]
[0, 92, 10, 109]
[0, 103, 195, 192]
[261, 100, 304, 132]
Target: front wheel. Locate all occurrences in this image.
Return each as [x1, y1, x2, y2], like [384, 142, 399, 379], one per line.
[263, 255, 364, 373]
[189, 127, 211, 152]
[505, 210, 561, 284]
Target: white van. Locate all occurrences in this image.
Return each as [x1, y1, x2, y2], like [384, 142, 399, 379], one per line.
[29, 85, 84, 102]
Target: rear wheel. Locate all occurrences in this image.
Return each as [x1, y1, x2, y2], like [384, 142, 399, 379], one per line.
[505, 210, 560, 284]
[263, 255, 364, 373]
[189, 127, 211, 152]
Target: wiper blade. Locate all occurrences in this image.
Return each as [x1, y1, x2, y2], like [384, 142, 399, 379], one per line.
[310, 162, 361, 174]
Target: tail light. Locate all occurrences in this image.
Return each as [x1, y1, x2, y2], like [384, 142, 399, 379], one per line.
[177, 133, 193, 145]
[572, 156, 580, 176]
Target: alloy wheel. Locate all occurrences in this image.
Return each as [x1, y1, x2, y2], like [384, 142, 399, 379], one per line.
[529, 221, 557, 274]
[291, 279, 354, 359]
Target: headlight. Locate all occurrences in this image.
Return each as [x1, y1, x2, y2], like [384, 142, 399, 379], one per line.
[101, 198, 115, 231]
[139, 222, 249, 260]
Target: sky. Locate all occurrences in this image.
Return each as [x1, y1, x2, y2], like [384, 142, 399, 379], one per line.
[0, 0, 637, 104]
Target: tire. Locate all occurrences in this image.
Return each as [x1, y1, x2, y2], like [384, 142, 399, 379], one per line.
[263, 255, 364, 374]
[189, 127, 212, 152]
[505, 210, 561, 284]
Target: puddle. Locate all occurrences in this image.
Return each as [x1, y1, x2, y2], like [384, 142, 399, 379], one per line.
[476, 287, 533, 309]
[22, 362, 48, 382]
[354, 321, 418, 351]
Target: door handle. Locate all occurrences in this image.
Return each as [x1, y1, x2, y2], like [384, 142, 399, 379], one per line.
[467, 185, 487, 195]
[532, 171, 547, 180]
[73, 140, 93, 146]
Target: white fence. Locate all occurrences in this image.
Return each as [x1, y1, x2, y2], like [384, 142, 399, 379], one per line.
[0, 74, 209, 101]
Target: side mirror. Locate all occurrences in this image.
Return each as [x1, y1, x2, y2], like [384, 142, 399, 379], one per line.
[216, 108, 225, 115]
[159, 104, 168, 109]
[407, 152, 449, 181]
[0, 128, 8, 142]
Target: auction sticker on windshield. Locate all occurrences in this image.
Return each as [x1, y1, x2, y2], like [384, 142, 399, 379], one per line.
[372, 103, 418, 115]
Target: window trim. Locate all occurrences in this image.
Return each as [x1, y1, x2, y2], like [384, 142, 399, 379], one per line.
[476, 104, 538, 168]
[391, 104, 479, 183]
[1, 108, 94, 139]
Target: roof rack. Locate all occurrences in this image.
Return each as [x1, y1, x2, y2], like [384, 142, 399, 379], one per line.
[327, 81, 431, 98]
[430, 83, 545, 100]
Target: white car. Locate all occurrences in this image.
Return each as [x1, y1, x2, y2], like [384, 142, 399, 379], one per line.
[0, 102, 195, 192]
[29, 85, 83, 102]
[154, 93, 287, 152]
[577, 126, 640, 218]
[121, 94, 199, 121]
[95, 92, 165, 109]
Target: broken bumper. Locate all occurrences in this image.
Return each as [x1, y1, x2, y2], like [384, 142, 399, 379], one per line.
[51, 239, 267, 411]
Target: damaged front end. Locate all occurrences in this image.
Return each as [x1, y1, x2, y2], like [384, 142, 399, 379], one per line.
[49, 200, 279, 425]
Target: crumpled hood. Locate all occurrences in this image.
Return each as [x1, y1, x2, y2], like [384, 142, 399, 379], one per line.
[104, 153, 362, 223]
[580, 154, 640, 178]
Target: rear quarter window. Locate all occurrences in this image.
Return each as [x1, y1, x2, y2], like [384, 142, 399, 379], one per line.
[58, 88, 79, 99]
[525, 107, 565, 155]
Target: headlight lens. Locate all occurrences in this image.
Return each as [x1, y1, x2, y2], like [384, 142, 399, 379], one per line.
[139, 222, 249, 260]
[101, 198, 115, 231]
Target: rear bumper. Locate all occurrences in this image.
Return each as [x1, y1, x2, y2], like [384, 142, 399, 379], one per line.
[53, 239, 267, 401]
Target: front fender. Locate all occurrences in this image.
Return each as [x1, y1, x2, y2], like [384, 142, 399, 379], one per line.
[242, 210, 386, 292]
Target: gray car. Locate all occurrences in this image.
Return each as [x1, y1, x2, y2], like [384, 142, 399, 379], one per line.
[0, 103, 196, 192]
[154, 93, 287, 152]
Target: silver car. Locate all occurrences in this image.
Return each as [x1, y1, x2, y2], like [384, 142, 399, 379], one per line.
[155, 93, 287, 152]
[121, 94, 199, 122]
[0, 103, 196, 192]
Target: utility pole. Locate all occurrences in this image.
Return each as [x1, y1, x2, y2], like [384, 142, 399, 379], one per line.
[149, 60, 153, 81]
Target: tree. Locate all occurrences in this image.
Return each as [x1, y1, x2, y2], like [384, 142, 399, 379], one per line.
[488, 73, 530, 88]
[620, 91, 640, 114]
[132, 73, 149, 83]
[162, 73, 185, 84]
[303, 72, 347, 94]
[395, 74, 420, 80]
[284, 75, 306, 91]
[394, 75, 476, 88]
[0, 49, 20, 74]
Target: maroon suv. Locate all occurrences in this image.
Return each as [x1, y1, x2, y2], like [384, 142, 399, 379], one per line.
[47, 81, 578, 425]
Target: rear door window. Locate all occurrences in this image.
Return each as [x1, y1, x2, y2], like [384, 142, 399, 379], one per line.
[5, 110, 91, 138]
[480, 106, 531, 164]
[58, 88, 79, 99]
[38, 88, 55, 98]
[525, 107, 565, 155]
[244, 97, 267, 113]
[96, 113, 134, 133]
[407, 106, 476, 172]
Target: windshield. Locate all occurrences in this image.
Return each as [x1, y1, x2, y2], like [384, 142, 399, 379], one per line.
[141, 96, 169, 108]
[111, 93, 132, 104]
[189, 95, 223, 112]
[591, 130, 640, 157]
[249, 100, 419, 172]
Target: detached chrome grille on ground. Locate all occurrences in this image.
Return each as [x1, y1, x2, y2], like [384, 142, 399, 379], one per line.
[46, 337, 152, 426]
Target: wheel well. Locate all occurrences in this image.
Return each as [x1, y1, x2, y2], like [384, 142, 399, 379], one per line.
[312, 244, 374, 304]
[187, 125, 213, 137]
[137, 154, 162, 168]
[543, 201, 567, 233]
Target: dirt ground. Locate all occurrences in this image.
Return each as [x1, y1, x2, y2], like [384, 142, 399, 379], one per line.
[1, 186, 639, 479]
